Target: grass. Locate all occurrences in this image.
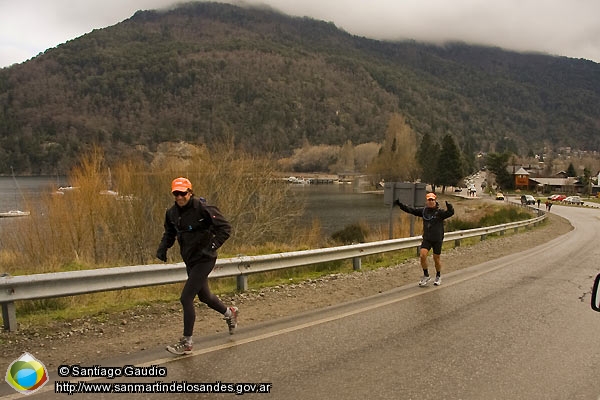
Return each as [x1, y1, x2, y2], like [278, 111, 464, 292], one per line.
[14, 285, 182, 321]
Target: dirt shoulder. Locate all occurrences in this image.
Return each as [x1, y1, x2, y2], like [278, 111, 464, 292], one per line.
[1, 211, 572, 369]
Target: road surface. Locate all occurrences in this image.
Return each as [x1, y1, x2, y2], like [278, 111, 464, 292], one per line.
[3, 205, 600, 399]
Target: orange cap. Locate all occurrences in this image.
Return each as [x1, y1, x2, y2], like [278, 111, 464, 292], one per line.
[426, 192, 437, 200]
[171, 177, 192, 193]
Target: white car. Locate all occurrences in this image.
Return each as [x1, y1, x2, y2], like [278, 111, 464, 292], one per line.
[564, 196, 583, 205]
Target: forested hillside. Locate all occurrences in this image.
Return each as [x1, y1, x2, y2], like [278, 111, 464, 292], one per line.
[0, 1, 599, 174]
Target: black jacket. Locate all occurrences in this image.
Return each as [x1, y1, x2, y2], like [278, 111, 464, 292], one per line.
[396, 200, 454, 242]
[157, 196, 231, 264]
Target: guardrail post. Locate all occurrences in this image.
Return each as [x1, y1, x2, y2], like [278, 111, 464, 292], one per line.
[514, 227, 519, 233]
[500, 230, 505, 236]
[454, 239, 461, 247]
[236, 275, 248, 292]
[2, 302, 17, 332]
[480, 234, 487, 241]
[353, 257, 361, 271]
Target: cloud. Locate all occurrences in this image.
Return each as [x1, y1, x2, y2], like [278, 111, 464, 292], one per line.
[0, 0, 173, 67]
[1, 0, 599, 68]
[259, 0, 600, 61]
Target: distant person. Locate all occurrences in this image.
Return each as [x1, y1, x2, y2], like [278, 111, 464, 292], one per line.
[156, 177, 238, 355]
[537, 198, 541, 208]
[395, 193, 454, 286]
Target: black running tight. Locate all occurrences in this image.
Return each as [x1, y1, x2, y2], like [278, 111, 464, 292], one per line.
[181, 258, 227, 337]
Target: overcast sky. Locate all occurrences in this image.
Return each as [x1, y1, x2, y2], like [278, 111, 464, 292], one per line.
[2, 0, 600, 69]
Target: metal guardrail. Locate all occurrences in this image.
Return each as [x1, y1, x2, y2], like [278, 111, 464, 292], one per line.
[0, 211, 546, 331]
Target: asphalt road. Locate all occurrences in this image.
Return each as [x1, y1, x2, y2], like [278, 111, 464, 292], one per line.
[4, 205, 600, 400]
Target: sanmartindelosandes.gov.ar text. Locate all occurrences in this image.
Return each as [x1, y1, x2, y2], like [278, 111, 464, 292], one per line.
[54, 380, 273, 395]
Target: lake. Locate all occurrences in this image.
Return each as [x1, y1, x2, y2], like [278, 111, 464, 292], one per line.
[0, 176, 68, 211]
[0, 177, 392, 237]
[289, 183, 391, 236]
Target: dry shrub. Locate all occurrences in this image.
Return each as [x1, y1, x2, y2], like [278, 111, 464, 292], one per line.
[365, 211, 421, 242]
[1, 144, 306, 274]
[149, 140, 306, 251]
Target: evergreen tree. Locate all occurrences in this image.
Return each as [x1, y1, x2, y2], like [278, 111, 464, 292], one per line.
[462, 139, 477, 176]
[581, 167, 592, 194]
[416, 132, 440, 190]
[435, 134, 463, 192]
[566, 162, 577, 177]
[485, 152, 513, 191]
[527, 149, 535, 158]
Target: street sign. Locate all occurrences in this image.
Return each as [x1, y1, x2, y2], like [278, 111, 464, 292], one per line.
[384, 182, 427, 239]
[383, 182, 427, 207]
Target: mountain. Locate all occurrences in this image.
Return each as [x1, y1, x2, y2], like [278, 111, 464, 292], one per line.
[0, 1, 599, 174]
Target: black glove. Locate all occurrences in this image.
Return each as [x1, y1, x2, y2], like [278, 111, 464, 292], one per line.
[156, 247, 167, 262]
[445, 201, 451, 208]
[394, 199, 403, 207]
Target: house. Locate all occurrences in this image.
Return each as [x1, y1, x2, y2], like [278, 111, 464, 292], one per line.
[510, 165, 583, 193]
[554, 170, 569, 178]
[528, 177, 582, 194]
[592, 171, 600, 196]
[514, 167, 530, 190]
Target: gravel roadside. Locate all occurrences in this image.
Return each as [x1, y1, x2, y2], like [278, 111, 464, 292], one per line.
[1, 212, 572, 369]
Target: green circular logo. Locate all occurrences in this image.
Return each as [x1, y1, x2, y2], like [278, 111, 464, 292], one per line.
[5, 352, 49, 394]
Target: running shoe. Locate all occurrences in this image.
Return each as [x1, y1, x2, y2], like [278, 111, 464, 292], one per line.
[418, 276, 431, 287]
[166, 337, 192, 355]
[224, 306, 239, 334]
[434, 276, 442, 286]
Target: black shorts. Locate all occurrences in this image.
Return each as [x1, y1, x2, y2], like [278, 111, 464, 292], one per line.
[420, 239, 443, 255]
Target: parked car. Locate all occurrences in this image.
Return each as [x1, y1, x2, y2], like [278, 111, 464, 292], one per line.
[520, 195, 536, 205]
[495, 192, 505, 200]
[548, 194, 566, 201]
[564, 195, 584, 205]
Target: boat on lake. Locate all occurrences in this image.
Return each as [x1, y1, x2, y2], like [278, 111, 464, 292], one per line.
[0, 210, 30, 218]
[1, 167, 30, 218]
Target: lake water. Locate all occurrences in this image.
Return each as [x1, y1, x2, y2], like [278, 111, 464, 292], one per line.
[0, 176, 67, 233]
[289, 183, 391, 235]
[0, 177, 392, 237]
[0, 176, 68, 210]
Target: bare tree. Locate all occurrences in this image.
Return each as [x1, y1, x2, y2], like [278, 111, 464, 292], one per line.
[368, 113, 419, 181]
